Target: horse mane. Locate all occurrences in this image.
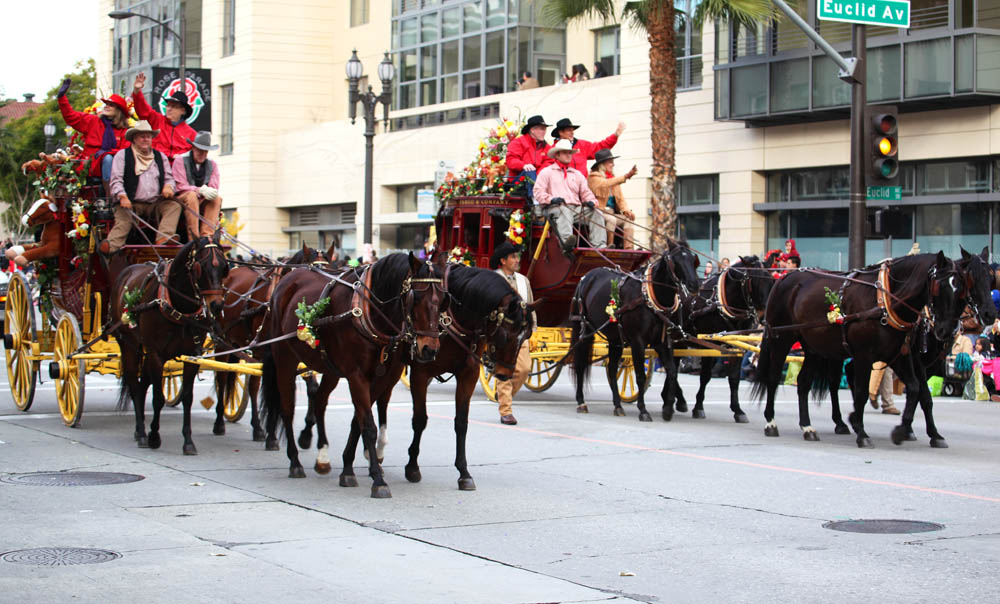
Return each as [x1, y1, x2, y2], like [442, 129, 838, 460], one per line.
[447, 265, 517, 320]
[369, 253, 413, 302]
[884, 253, 940, 303]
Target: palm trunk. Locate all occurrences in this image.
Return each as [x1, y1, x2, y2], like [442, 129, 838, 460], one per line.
[646, 2, 677, 253]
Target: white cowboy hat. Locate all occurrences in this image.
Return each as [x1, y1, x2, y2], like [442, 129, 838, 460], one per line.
[547, 138, 579, 158]
[125, 120, 160, 142]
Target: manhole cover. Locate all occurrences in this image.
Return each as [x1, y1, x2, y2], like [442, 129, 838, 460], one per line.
[823, 519, 944, 534]
[1, 548, 121, 566]
[1, 472, 144, 486]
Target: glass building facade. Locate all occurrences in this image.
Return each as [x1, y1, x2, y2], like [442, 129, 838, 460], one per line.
[110, 0, 202, 96]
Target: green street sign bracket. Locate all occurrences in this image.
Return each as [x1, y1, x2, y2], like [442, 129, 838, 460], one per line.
[866, 186, 903, 201]
[818, 0, 911, 29]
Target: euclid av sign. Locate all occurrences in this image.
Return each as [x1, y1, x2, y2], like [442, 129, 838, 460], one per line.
[818, 0, 911, 29]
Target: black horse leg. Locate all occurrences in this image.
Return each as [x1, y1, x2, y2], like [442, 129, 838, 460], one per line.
[849, 359, 874, 448]
[726, 357, 747, 423]
[273, 356, 304, 476]
[795, 355, 819, 441]
[673, 375, 689, 414]
[212, 368, 227, 436]
[692, 358, 713, 419]
[347, 374, 390, 498]
[248, 376, 265, 442]
[123, 346, 149, 447]
[606, 342, 627, 417]
[311, 374, 337, 474]
[453, 367, 478, 490]
[828, 361, 850, 434]
[890, 375, 921, 446]
[917, 380, 947, 448]
[339, 415, 362, 487]
[405, 370, 429, 483]
[630, 342, 653, 422]
[297, 373, 320, 449]
[762, 336, 795, 437]
[179, 362, 199, 455]
[657, 344, 676, 423]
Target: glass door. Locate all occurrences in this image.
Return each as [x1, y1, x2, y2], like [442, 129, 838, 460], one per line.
[535, 54, 565, 87]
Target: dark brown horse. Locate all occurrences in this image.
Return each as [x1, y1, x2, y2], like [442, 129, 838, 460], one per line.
[570, 240, 701, 421]
[111, 232, 230, 453]
[298, 262, 533, 491]
[752, 252, 965, 448]
[259, 252, 446, 497]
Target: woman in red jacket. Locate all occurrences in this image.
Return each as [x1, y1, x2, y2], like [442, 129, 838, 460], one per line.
[550, 117, 625, 174]
[56, 77, 130, 192]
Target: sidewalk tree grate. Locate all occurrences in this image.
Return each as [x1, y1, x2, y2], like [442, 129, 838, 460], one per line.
[0, 471, 145, 486]
[1, 548, 121, 566]
[822, 519, 944, 534]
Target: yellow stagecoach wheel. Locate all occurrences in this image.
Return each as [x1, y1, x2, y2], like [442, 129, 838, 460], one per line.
[4, 273, 38, 411]
[52, 314, 85, 427]
[523, 356, 562, 392]
[607, 355, 655, 404]
[222, 370, 249, 422]
[478, 365, 498, 402]
[399, 365, 410, 389]
[163, 373, 183, 407]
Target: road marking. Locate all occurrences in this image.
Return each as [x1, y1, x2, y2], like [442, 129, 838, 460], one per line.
[424, 412, 1000, 504]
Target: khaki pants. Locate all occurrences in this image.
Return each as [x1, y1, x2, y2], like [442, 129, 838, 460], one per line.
[542, 203, 606, 248]
[495, 341, 531, 417]
[178, 191, 223, 239]
[869, 363, 894, 407]
[601, 210, 635, 248]
[106, 199, 182, 252]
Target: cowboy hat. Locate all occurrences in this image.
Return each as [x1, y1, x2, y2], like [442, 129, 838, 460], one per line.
[187, 131, 219, 151]
[125, 120, 160, 142]
[520, 115, 549, 135]
[490, 240, 522, 270]
[591, 148, 619, 169]
[550, 117, 580, 139]
[547, 138, 579, 158]
[165, 90, 194, 120]
[101, 94, 130, 115]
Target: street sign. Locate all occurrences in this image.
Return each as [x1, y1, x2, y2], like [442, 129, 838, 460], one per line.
[433, 160, 456, 190]
[866, 185, 902, 201]
[818, 0, 911, 28]
[416, 189, 436, 219]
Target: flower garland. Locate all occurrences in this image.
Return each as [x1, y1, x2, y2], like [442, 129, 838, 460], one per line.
[824, 287, 844, 324]
[66, 200, 92, 264]
[295, 297, 330, 349]
[505, 209, 526, 246]
[447, 246, 475, 266]
[121, 287, 144, 328]
[606, 279, 621, 323]
[436, 116, 526, 204]
[35, 260, 59, 318]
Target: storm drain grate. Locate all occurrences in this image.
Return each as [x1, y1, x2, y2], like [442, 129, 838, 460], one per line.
[1, 472, 145, 486]
[1, 548, 121, 566]
[823, 519, 944, 534]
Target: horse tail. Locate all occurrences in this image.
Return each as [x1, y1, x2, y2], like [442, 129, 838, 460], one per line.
[809, 356, 840, 402]
[260, 349, 282, 439]
[570, 318, 594, 387]
[750, 330, 777, 403]
[115, 346, 145, 412]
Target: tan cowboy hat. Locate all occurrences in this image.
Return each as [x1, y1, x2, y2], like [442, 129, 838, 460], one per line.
[547, 138, 579, 158]
[125, 120, 160, 142]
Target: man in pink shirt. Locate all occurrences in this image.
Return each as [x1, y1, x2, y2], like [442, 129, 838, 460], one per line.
[172, 132, 222, 240]
[533, 139, 605, 252]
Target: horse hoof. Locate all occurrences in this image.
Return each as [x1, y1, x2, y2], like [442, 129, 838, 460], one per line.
[252, 429, 266, 442]
[371, 485, 392, 499]
[576, 404, 589, 414]
[297, 433, 312, 450]
[692, 409, 706, 419]
[734, 413, 749, 424]
[458, 477, 477, 491]
[213, 423, 225, 436]
[147, 433, 161, 450]
[857, 437, 874, 448]
[764, 425, 779, 437]
[136, 435, 149, 449]
[662, 410, 673, 422]
[182, 443, 198, 456]
[339, 474, 359, 488]
[265, 439, 280, 451]
[288, 466, 306, 478]
[891, 426, 907, 446]
[834, 424, 851, 435]
[405, 467, 422, 483]
[638, 412, 652, 422]
[314, 461, 332, 475]
[675, 401, 689, 413]
[802, 431, 820, 442]
[929, 438, 949, 449]
[613, 407, 626, 417]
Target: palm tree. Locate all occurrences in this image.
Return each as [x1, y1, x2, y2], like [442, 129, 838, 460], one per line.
[545, 0, 778, 251]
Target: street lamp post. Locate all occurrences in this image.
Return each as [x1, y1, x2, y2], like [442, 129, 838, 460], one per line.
[109, 1, 186, 93]
[346, 50, 395, 246]
[43, 118, 57, 154]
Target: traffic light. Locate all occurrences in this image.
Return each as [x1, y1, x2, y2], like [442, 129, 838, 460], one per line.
[864, 104, 899, 187]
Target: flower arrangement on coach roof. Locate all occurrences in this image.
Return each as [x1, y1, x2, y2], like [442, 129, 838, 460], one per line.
[505, 209, 526, 246]
[448, 246, 475, 266]
[295, 297, 331, 349]
[606, 279, 621, 323]
[66, 200, 90, 240]
[435, 116, 526, 203]
[824, 287, 844, 324]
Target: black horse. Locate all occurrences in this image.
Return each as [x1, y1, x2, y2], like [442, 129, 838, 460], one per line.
[571, 239, 700, 421]
[669, 256, 774, 422]
[753, 252, 965, 447]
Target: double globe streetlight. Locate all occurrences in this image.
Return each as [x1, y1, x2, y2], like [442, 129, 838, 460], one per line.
[345, 50, 395, 246]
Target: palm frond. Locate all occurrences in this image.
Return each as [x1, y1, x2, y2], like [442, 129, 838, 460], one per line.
[541, 0, 619, 27]
[693, 0, 782, 28]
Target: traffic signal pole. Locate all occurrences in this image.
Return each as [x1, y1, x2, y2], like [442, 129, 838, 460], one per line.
[848, 25, 867, 269]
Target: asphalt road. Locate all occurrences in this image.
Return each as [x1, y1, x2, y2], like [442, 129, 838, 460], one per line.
[1, 364, 999, 604]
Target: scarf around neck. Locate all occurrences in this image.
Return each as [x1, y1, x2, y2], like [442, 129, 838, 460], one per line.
[99, 116, 118, 152]
[133, 146, 155, 175]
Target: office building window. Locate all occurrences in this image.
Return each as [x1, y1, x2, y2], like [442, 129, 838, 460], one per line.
[675, 0, 702, 90]
[223, 0, 236, 56]
[676, 174, 719, 257]
[594, 26, 620, 76]
[395, 183, 434, 213]
[351, 0, 369, 27]
[220, 84, 234, 154]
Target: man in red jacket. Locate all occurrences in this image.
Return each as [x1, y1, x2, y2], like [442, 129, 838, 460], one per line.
[56, 78, 130, 194]
[505, 115, 552, 198]
[131, 72, 197, 160]
[550, 118, 625, 174]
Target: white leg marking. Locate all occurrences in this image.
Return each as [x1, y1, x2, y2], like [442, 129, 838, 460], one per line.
[801, 425, 816, 434]
[376, 423, 388, 460]
[766, 420, 778, 429]
[316, 444, 330, 465]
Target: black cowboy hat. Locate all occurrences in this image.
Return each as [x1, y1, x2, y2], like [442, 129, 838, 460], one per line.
[166, 90, 194, 120]
[490, 240, 521, 270]
[550, 117, 581, 139]
[591, 148, 619, 169]
[520, 115, 549, 135]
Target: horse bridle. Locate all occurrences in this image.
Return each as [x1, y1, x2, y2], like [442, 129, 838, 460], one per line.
[402, 269, 447, 357]
[717, 265, 761, 321]
[186, 241, 226, 315]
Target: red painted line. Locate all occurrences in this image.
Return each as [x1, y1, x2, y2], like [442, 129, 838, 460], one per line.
[419, 410, 1000, 504]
